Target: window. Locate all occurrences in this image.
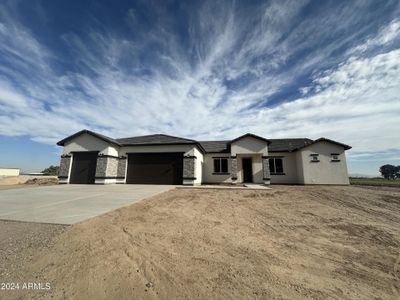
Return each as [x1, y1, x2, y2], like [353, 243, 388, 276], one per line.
[310, 154, 319, 162]
[331, 153, 340, 161]
[269, 158, 284, 174]
[213, 158, 228, 173]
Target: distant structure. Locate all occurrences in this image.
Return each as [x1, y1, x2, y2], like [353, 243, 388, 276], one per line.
[0, 168, 20, 177]
[21, 172, 45, 176]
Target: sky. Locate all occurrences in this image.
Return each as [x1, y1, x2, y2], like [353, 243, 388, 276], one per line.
[0, 0, 399, 175]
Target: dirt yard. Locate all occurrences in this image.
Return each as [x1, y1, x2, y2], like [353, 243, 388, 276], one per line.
[2, 186, 400, 299]
[0, 176, 58, 190]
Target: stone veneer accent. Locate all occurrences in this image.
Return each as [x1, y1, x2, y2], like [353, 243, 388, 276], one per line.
[262, 157, 271, 184]
[95, 156, 108, 177]
[231, 157, 237, 182]
[59, 155, 71, 178]
[183, 156, 196, 179]
[117, 157, 127, 178]
[95, 155, 120, 178]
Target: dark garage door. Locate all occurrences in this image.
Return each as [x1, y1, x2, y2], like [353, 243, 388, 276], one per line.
[69, 152, 98, 184]
[126, 153, 183, 184]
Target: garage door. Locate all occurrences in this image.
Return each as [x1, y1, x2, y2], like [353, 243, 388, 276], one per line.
[126, 153, 183, 184]
[69, 152, 98, 184]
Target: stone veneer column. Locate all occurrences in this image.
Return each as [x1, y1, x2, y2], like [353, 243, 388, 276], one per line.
[183, 156, 196, 185]
[117, 156, 127, 183]
[58, 154, 71, 183]
[231, 156, 237, 184]
[95, 155, 120, 183]
[262, 156, 271, 185]
[95, 155, 108, 178]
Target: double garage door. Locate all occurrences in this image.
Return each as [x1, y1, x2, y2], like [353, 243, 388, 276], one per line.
[126, 153, 183, 185]
[69, 152, 183, 184]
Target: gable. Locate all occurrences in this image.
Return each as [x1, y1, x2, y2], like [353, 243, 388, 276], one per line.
[298, 141, 346, 162]
[231, 136, 269, 155]
[63, 133, 119, 156]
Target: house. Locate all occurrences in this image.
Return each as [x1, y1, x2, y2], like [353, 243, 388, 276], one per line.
[57, 130, 351, 185]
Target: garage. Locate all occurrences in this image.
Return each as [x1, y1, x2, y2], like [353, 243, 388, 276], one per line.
[126, 153, 183, 184]
[69, 152, 98, 184]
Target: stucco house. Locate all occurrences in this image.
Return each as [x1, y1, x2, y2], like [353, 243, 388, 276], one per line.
[57, 130, 351, 185]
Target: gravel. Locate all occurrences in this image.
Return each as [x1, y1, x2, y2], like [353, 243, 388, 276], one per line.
[0, 220, 67, 280]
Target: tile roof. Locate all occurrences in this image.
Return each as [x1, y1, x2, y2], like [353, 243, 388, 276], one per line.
[116, 134, 197, 145]
[57, 130, 351, 152]
[198, 141, 231, 153]
[268, 138, 314, 152]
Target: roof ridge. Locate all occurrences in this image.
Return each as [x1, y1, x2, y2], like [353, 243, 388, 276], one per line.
[116, 133, 196, 142]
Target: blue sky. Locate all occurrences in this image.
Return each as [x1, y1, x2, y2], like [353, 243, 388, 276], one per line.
[0, 0, 399, 175]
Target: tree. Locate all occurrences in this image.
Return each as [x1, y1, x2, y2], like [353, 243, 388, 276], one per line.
[379, 164, 397, 179]
[396, 166, 400, 179]
[42, 165, 59, 176]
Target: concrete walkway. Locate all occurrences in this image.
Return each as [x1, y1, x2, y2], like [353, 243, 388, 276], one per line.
[177, 184, 271, 190]
[0, 184, 174, 224]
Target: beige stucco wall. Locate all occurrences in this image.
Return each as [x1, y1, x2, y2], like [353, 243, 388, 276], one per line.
[295, 151, 305, 184]
[202, 153, 232, 183]
[231, 136, 268, 156]
[193, 147, 204, 185]
[63, 133, 119, 156]
[269, 152, 299, 184]
[297, 141, 349, 185]
[0, 168, 20, 176]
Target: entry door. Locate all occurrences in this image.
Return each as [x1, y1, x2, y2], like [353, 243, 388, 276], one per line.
[69, 152, 98, 184]
[242, 158, 253, 183]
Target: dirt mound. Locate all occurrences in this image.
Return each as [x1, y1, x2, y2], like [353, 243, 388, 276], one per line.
[24, 177, 58, 185]
[0, 175, 58, 186]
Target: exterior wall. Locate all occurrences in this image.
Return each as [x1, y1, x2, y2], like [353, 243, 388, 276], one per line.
[295, 151, 305, 184]
[231, 157, 238, 183]
[269, 152, 299, 184]
[63, 133, 119, 156]
[193, 147, 204, 185]
[297, 141, 349, 185]
[58, 155, 72, 183]
[202, 153, 232, 183]
[183, 156, 196, 185]
[231, 136, 268, 156]
[236, 154, 264, 183]
[117, 157, 127, 183]
[95, 155, 120, 184]
[261, 157, 270, 185]
[0, 168, 20, 176]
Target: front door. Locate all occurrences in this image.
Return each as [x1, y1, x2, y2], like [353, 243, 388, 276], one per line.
[242, 158, 253, 183]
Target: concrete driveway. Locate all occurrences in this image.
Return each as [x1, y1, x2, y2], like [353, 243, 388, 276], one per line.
[0, 184, 174, 224]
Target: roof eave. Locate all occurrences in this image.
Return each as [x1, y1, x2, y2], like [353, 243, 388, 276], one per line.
[294, 138, 352, 151]
[230, 133, 271, 145]
[56, 130, 121, 147]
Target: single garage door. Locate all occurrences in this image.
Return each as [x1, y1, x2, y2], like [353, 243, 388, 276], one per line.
[69, 152, 98, 184]
[126, 153, 183, 185]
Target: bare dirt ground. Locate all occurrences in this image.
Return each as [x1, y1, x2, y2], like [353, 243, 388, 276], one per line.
[0, 176, 58, 190]
[2, 185, 400, 299]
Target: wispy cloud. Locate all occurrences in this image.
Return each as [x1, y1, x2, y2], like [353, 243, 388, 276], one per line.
[0, 0, 399, 161]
